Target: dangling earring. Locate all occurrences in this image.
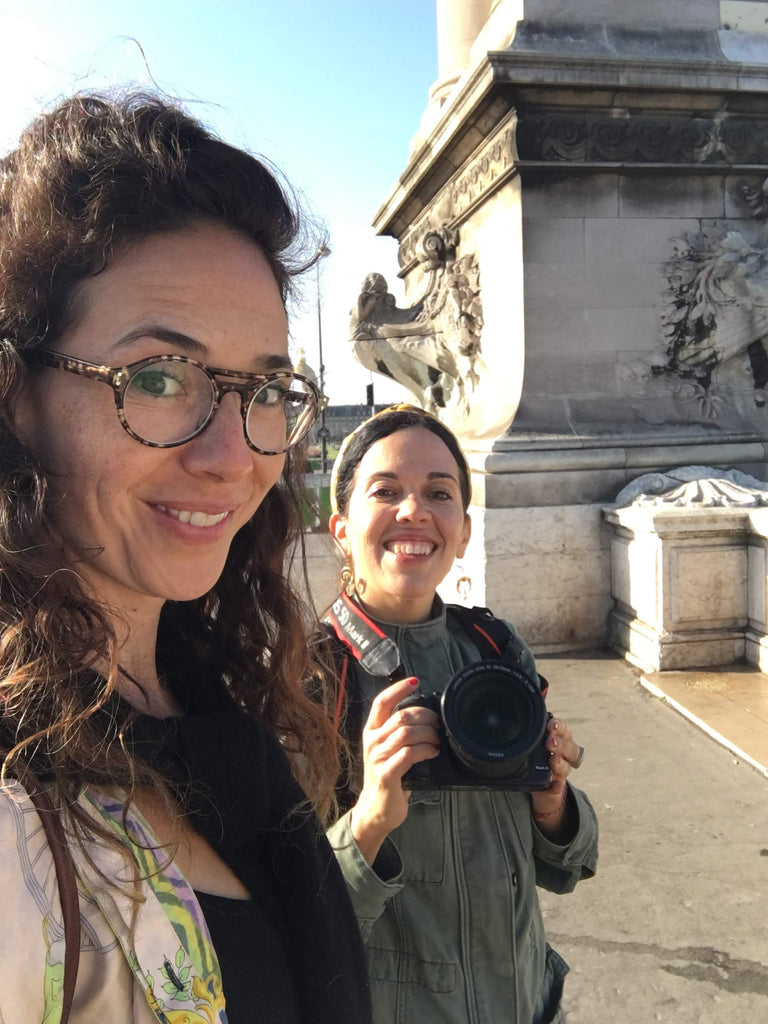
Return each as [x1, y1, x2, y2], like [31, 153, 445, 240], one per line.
[340, 565, 356, 597]
[456, 565, 472, 602]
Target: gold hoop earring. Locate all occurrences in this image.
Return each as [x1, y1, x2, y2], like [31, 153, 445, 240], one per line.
[456, 567, 472, 601]
[340, 565, 356, 597]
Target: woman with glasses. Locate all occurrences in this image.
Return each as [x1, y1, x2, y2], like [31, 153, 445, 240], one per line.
[323, 406, 598, 1024]
[0, 92, 370, 1024]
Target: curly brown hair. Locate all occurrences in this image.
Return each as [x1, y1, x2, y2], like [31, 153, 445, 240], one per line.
[0, 91, 339, 831]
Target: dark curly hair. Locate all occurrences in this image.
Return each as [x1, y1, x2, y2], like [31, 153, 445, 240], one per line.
[0, 91, 339, 836]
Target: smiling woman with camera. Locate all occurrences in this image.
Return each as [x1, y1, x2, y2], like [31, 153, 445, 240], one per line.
[323, 404, 598, 1024]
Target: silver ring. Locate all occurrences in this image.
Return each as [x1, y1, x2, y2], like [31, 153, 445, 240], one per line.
[572, 745, 585, 769]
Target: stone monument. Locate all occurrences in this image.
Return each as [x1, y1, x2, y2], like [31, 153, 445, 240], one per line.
[349, 0, 768, 652]
[605, 466, 768, 671]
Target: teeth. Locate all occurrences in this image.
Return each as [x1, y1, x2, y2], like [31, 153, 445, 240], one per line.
[158, 506, 229, 527]
[388, 542, 433, 555]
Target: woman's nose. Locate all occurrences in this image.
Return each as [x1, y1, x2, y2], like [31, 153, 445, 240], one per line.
[180, 392, 255, 480]
[396, 493, 429, 521]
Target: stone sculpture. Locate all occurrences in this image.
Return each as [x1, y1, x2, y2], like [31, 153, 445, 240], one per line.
[614, 465, 768, 508]
[349, 226, 484, 418]
[655, 176, 768, 412]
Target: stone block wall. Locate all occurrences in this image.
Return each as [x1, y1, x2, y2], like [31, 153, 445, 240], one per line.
[438, 502, 613, 651]
[516, 163, 768, 439]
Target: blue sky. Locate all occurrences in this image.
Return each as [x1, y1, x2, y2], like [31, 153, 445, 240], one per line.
[0, 0, 437, 403]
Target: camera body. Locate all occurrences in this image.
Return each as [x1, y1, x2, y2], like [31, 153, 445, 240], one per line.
[396, 660, 552, 792]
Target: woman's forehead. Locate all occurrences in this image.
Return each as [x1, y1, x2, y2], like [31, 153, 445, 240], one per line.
[355, 426, 461, 479]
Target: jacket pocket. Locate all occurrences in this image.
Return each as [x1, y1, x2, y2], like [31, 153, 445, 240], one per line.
[531, 944, 569, 1024]
[392, 790, 445, 883]
[366, 946, 456, 993]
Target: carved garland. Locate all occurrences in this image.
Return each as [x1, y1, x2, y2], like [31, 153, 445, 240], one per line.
[397, 115, 518, 272]
[516, 112, 768, 165]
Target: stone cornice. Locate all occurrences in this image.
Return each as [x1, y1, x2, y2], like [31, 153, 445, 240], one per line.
[488, 48, 768, 95]
[373, 60, 510, 239]
[473, 440, 768, 475]
[516, 109, 768, 165]
[396, 112, 518, 276]
[373, 47, 768, 239]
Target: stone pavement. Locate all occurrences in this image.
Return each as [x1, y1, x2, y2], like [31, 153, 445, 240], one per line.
[535, 651, 768, 1024]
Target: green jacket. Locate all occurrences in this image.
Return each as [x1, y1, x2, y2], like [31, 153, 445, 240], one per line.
[327, 599, 598, 1024]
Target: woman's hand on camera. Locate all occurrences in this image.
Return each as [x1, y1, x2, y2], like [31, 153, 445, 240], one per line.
[351, 678, 440, 866]
[530, 717, 581, 841]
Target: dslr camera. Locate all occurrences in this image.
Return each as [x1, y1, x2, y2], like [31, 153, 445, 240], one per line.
[396, 660, 551, 792]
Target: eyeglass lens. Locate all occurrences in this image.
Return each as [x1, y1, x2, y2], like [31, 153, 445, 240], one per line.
[123, 360, 314, 452]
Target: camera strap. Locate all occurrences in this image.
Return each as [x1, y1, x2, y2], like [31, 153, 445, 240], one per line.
[324, 592, 402, 678]
[322, 593, 403, 737]
[446, 604, 548, 697]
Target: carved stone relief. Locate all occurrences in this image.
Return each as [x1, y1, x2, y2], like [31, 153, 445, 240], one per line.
[613, 465, 768, 508]
[650, 178, 768, 418]
[396, 111, 518, 274]
[349, 226, 484, 418]
[516, 111, 768, 166]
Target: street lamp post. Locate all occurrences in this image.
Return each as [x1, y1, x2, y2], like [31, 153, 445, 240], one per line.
[315, 243, 331, 473]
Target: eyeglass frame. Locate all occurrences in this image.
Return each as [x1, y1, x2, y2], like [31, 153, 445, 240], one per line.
[31, 349, 326, 455]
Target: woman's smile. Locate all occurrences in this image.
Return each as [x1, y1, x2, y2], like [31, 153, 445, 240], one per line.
[150, 502, 235, 543]
[383, 536, 437, 557]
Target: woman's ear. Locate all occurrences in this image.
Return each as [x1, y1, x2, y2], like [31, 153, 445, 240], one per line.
[329, 512, 348, 553]
[456, 512, 471, 559]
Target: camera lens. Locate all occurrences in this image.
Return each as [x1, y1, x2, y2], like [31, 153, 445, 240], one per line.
[441, 661, 547, 778]
[455, 675, 532, 747]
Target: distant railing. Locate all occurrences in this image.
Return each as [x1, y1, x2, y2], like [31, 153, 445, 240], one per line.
[302, 471, 332, 532]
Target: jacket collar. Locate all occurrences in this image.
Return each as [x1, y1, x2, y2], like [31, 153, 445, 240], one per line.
[358, 594, 448, 647]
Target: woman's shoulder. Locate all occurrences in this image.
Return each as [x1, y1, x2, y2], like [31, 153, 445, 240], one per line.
[444, 604, 539, 678]
[0, 777, 38, 833]
[444, 603, 528, 651]
[0, 782, 54, 1021]
[0, 779, 60, 915]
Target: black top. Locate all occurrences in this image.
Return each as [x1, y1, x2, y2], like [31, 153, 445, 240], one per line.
[124, 672, 371, 1024]
[194, 890, 300, 1024]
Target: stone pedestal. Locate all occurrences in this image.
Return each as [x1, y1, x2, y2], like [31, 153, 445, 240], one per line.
[354, 1, 768, 649]
[744, 509, 768, 671]
[605, 505, 749, 670]
[604, 502, 768, 672]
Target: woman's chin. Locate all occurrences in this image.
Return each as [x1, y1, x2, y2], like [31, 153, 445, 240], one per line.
[156, 569, 225, 604]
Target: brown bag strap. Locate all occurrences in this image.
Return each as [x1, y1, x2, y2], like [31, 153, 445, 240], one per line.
[17, 771, 81, 1024]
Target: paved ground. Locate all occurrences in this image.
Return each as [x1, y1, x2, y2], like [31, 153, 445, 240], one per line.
[535, 651, 768, 1024]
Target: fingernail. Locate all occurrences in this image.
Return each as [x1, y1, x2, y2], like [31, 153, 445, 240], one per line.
[408, 678, 418, 686]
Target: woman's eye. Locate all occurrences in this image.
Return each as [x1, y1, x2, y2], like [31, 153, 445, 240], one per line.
[430, 489, 453, 501]
[371, 486, 395, 499]
[253, 383, 285, 407]
[131, 368, 183, 397]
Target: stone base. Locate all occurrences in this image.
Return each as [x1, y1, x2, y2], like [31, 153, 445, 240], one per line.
[609, 606, 746, 672]
[746, 629, 768, 674]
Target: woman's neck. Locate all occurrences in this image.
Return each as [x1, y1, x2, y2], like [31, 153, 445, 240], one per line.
[106, 602, 182, 717]
[357, 592, 438, 626]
